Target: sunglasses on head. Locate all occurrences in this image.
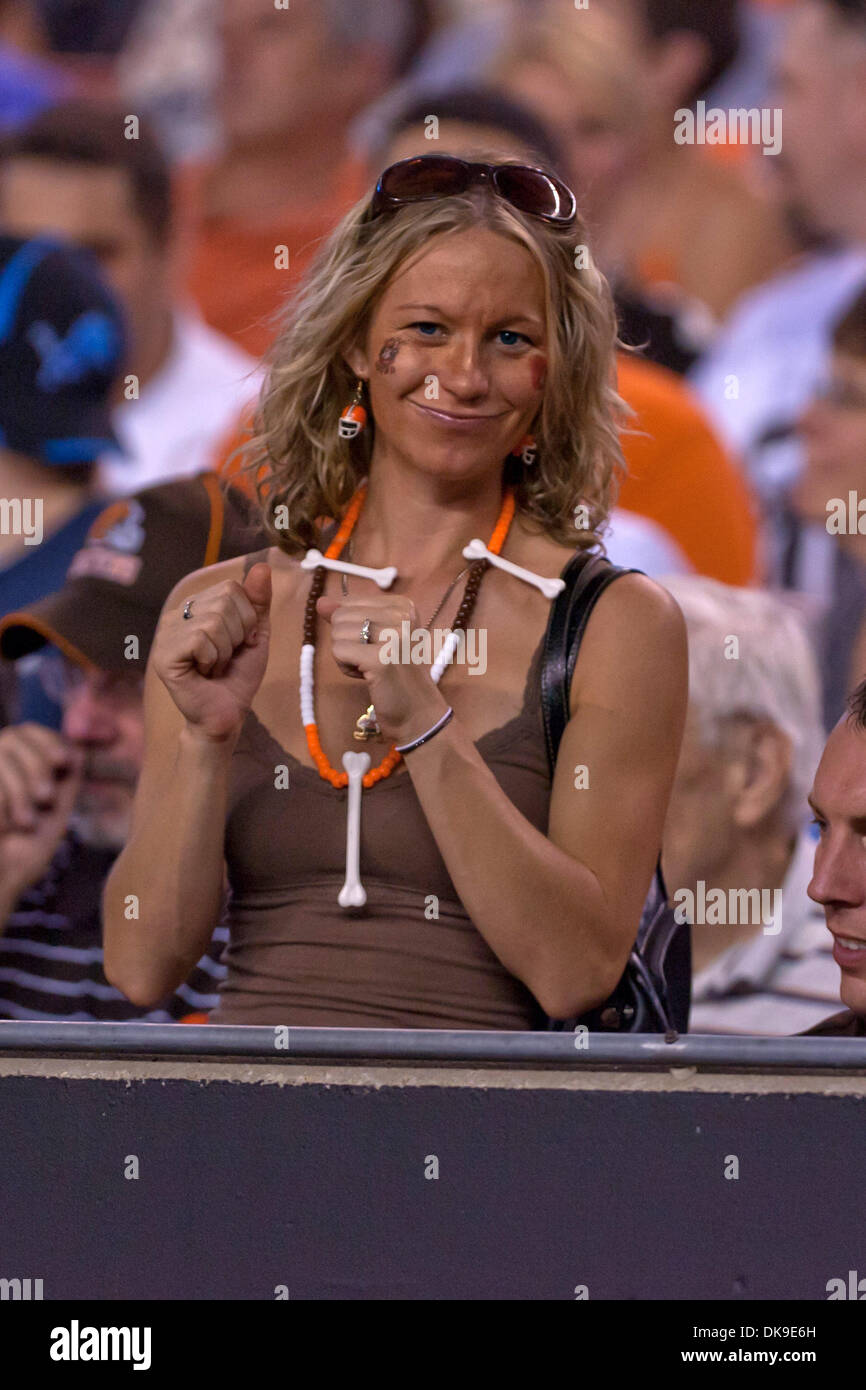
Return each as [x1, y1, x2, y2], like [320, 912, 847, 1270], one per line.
[370, 155, 578, 227]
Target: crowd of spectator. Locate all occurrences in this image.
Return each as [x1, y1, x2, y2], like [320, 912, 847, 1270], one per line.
[0, 0, 865, 1039]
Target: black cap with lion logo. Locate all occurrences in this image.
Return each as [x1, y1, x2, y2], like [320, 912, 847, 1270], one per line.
[0, 232, 126, 463]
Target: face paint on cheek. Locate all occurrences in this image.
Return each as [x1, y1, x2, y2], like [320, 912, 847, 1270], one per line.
[530, 354, 548, 393]
[375, 338, 402, 374]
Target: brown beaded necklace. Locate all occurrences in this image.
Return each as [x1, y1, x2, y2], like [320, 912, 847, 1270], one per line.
[301, 481, 515, 790]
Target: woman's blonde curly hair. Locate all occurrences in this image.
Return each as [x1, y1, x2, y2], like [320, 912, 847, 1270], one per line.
[237, 178, 627, 554]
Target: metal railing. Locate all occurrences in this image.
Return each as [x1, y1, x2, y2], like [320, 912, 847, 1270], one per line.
[1, 1019, 866, 1070]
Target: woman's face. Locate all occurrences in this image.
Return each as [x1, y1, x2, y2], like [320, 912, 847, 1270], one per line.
[794, 351, 866, 523]
[347, 226, 549, 484]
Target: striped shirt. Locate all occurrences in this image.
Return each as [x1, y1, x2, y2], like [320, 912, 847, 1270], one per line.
[0, 831, 227, 1022]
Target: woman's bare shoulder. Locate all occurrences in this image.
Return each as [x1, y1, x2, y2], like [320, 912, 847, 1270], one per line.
[510, 516, 587, 578]
[607, 569, 685, 639]
[570, 569, 687, 714]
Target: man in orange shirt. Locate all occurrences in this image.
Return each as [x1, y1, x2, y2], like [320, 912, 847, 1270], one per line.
[184, 0, 433, 359]
[617, 353, 759, 586]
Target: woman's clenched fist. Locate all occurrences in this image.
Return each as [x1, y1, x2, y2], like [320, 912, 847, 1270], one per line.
[153, 562, 272, 742]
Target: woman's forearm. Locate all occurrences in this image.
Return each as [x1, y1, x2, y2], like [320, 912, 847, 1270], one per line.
[403, 714, 620, 1018]
[102, 727, 236, 1006]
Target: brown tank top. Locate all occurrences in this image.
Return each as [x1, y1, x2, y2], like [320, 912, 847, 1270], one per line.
[211, 549, 553, 1030]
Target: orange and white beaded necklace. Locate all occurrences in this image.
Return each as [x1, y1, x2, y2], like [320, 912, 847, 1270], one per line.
[299, 479, 516, 787]
[298, 480, 567, 909]
[299, 480, 514, 908]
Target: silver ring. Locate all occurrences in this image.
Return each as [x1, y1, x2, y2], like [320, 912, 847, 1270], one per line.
[183, 599, 194, 620]
[360, 618, 373, 643]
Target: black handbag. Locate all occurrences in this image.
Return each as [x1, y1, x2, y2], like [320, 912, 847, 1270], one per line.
[540, 549, 690, 1033]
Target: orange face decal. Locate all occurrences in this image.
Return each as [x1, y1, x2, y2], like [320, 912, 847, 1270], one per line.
[530, 354, 547, 393]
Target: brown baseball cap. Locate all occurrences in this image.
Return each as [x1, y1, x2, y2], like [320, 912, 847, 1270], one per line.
[0, 471, 267, 672]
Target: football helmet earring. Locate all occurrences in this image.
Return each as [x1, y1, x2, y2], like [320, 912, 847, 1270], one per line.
[513, 434, 537, 465]
[338, 379, 368, 439]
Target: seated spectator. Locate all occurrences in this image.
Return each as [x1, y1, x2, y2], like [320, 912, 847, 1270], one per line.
[0, 471, 262, 1021]
[786, 287, 866, 729]
[660, 576, 836, 1034]
[184, 0, 432, 357]
[373, 94, 760, 584]
[804, 678, 866, 1037]
[495, 0, 794, 322]
[0, 100, 261, 494]
[114, 0, 221, 166]
[0, 231, 126, 725]
[690, 244, 866, 519]
[689, 0, 866, 528]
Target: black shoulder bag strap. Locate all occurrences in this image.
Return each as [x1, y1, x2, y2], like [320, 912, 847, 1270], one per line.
[540, 550, 691, 1034]
[540, 551, 629, 767]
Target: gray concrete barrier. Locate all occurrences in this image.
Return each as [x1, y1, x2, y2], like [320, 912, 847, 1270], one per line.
[1, 1024, 865, 1299]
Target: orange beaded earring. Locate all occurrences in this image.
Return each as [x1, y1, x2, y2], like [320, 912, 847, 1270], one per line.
[338, 379, 368, 439]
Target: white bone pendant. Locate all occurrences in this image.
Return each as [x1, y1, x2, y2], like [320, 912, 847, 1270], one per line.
[462, 539, 566, 599]
[301, 548, 397, 589]
[338, 750, 370, 909]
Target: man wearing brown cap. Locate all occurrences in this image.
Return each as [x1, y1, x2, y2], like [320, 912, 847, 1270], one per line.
[0, 470, 264, 1021]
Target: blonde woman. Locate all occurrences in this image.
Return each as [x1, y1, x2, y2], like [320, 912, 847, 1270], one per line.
[103, 156, 688, 1029]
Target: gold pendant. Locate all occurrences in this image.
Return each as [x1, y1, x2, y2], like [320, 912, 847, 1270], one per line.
[353, 704, 381, 740]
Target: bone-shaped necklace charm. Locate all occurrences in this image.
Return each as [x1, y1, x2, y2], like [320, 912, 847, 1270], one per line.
[301, 548, 397, 589]
[462, 539, 566, 599]
[338, 750, 370, 909]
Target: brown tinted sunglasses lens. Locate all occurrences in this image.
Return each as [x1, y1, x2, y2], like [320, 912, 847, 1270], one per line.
[493, 165, 573, 221]
[379, 157, 469, 202]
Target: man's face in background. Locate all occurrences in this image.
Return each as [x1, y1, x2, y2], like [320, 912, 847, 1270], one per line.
[218, 0, 387, 151]
[808, 716, 866, 1016]
[0, 155, 168, 372]
[42, 654, 144, 851]
[219, 0, 325, 147]
[773, 0, 866, 240]
[794, 350, 866, 530]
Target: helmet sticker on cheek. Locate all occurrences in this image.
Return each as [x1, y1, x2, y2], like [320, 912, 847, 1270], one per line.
[375, 338, 402, 374]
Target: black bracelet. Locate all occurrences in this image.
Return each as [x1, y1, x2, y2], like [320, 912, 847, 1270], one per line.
[395, 706, 454, 754]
